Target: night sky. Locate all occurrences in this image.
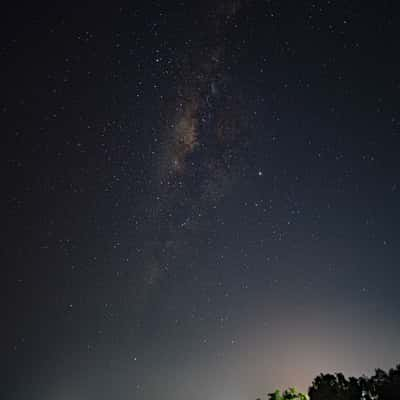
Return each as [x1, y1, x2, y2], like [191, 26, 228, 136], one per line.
[3, 1, 400, 399]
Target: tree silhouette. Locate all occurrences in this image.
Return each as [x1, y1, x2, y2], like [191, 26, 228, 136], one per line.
[267, 387, 308, 400]
[307, 364, 400, 400]
[370, 365, 400, 400]
[261, 363, 400, 400]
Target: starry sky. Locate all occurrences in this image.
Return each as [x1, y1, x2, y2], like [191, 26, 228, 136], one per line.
[3, 1, 400, 399]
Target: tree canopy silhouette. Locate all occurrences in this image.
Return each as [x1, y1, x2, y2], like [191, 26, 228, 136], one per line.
[259, 363, 400, 400]
[307, 364, 400, 400]
[265, 387, 308, 400]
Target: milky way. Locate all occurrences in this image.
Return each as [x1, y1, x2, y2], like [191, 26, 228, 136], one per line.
[141, 0, 251, 286]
